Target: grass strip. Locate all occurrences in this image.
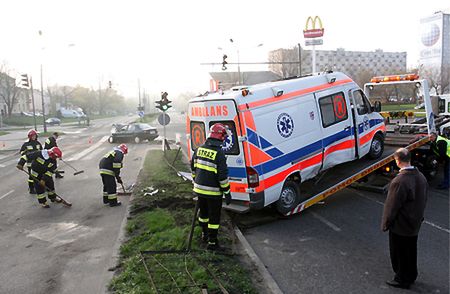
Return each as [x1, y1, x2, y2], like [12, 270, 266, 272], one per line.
[109, 149, 257, 294]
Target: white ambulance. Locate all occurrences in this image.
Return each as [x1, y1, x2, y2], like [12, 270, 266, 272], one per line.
[187, 72, 386, 214]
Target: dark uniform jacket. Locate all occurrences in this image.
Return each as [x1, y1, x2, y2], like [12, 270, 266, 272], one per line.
[20, 140, 42, 167]
[18, 150, 56, 180]
[99, 148, 124, 177]
[382, 167, 428, 236]
[44, 136, 57, 149]
[191, 138, 230, 198]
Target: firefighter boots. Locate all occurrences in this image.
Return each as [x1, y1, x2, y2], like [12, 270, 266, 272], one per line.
[41, 202, 50, 208]
[109, 200, 122, 207]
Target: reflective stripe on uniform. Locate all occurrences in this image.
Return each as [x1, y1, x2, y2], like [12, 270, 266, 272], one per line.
[195, 159, 217, 169]
[26, 146, 33, 150]
[37, 193, 46, 200]
[193, 187, 222, 196]
[45, 139, 51, 144]
[28, 179, 34, 183]
[45, 171, 53, 177]
[26, 162, 32, 167]
[100, 169, 115, 176]
[194, 183, 220, 192]
[103, 192, 108, 196]
[194, 163, 217, 173]
[198, 217, 209, 223]
[191, 173, 196, 179]
[48, 191, 55, 196]
[48, 163, 53, 168]
[220, 179, 230, 189]
[31, 170, 39, 178]
[208, 224, 220, 229]
[436, 136, 450, 157]
[36, 157, 45, 165]
[108, 194, 118, 200]
[112, 163, 123, 168]
[21, 155, 27, 161]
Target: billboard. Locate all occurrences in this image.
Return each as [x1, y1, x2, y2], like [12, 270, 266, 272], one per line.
[419, 13, 443, 67]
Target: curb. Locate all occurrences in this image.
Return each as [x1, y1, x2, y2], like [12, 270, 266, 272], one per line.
[234, 227, 284, 294]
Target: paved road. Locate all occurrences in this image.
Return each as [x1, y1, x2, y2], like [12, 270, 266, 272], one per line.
[0, 115, 155, 294]
[243, 184, 449, 294]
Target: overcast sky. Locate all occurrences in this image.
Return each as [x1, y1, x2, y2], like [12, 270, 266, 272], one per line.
[0, 0, 449, 101]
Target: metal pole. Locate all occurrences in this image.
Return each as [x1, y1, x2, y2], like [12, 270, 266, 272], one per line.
[138, 79, 141, 109]
[98, 80, 102, 115]
[298, 43, 302, 76]
[40, 64, 47, 133]
[237, 49, 241, 85]
[30, 77, 37, 131]
[312, 45, 316, 73]
[163, 113, 166, 151]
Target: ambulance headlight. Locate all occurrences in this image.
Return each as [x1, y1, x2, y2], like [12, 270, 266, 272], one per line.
[272, 87, 284, 97]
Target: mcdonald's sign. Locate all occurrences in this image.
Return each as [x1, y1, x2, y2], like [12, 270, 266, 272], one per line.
[303, 16, 324, 38]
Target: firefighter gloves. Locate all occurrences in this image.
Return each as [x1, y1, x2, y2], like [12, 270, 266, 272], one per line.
[224, 192, 231, 205]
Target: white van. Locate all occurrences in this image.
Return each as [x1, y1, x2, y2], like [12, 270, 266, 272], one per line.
[187, 72, 386, 214]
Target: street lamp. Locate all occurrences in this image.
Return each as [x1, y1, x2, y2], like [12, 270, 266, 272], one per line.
[38, 30, 48, 133]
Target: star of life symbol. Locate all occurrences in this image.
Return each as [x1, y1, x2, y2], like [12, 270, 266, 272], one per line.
[222, 130, 233, 152]
[363, 116, 370, 131]
[277, 113, 294, 138]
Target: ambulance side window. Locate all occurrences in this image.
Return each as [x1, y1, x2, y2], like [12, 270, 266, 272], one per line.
[353, 90, 371, 115]
[319, 92, 348, 128]
[190, 121, 206, 150]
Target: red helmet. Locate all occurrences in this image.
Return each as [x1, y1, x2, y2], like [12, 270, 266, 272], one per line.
[48, 147, 62, 159]
[28, 129, 38, 140]
[209, 123, 228, 141]
[118, 144, 128, 155]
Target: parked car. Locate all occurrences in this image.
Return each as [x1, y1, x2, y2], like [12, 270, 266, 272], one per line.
[109, 123, 158, 144]
[46, 117, 61, 126]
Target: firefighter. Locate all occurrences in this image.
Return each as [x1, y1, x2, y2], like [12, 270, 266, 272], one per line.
[44, 132, 63, 179]
[191, 123, 231, 251]
[19, 130, 42, 194]
[16, 147, 63, 208]
[430, 132, 450, 189]
[99, 144, 128, 207]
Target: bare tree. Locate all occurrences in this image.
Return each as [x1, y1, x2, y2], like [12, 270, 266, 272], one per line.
[268, 46, 303, 78]
[421, 65, 450, 95]
[0, 63, 21, 117]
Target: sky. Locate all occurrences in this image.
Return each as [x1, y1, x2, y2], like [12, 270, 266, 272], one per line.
[0, 0, 449, 102]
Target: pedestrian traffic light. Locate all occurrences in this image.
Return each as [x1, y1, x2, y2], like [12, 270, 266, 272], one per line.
[222, 54, 228, 71]
[21, 74, 29, 88]
[155, 92, 172, 112]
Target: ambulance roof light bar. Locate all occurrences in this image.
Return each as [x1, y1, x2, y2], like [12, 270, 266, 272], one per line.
[370, 74, 419, 83]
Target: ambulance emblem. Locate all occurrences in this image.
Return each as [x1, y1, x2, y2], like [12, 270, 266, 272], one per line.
[222, 130, 234, 152]
[277, 113, 294, 138]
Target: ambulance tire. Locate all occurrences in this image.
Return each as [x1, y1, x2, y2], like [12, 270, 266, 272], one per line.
[275, 181, 300, 215]
[368, 134, 384, 159]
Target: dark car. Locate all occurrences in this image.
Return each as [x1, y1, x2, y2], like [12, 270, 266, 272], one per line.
[109, 123, 158, 144]
[45, 117, 61, 126]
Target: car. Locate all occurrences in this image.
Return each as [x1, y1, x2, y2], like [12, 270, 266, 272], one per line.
[414, 102, 425, 110]
[108, 122, 159, 144]
[45, 117, 61, 126]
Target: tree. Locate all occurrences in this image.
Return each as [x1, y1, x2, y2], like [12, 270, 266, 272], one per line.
[0, 63, 22, 117]
[421, 65, 450, 95]
[268, 46, 304, 78]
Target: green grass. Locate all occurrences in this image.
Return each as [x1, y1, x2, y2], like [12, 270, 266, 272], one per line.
[381, 103, 417, 112]
[38, 131, 65, 137]
[109, 150, 257, 294]
[0, 131, 9, 136]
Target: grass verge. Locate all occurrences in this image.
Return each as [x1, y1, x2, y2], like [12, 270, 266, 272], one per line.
[135, 113, 159, 124]
[109, 149, 257, 294]
[0, 131, 9, 136]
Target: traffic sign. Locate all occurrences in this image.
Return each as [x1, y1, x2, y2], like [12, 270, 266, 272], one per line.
[305, 38, 323, 46]
[158, 113, 170, 126]
[138, 111, 144, 118]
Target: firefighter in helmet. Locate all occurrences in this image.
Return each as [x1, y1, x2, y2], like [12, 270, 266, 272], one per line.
[191, 123, 231, 250]
[99, 144, 128, 207]
[16, 147, 63, 208]
[44, 132, 64, 179]
[19, 130, 42, 194]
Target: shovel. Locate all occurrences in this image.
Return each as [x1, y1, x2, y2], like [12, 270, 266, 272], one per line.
[118, 182, 132, 196]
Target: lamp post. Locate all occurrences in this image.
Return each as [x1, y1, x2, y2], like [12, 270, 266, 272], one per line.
[38, 30, 48, 133]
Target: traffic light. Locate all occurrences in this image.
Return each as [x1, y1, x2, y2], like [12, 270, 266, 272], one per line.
[21, 74, 29, 88]
[137, 106, 144, 111]
[155, 92, 172, 112]
[222, 54, 228, 70]
[108, 81, 112, 88]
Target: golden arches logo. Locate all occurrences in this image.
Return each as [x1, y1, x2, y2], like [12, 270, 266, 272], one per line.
[303, 16, 324, 38]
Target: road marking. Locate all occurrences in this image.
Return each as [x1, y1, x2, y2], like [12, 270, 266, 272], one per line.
[353, 190, 450, 234]
[0, 190, 14, 200]
[66, 135, 109, 161]
[311, 212, 341, 232]
[82, 146, 106, 161]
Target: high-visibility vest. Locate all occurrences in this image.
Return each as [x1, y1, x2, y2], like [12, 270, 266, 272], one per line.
[435, 136, 450, 158]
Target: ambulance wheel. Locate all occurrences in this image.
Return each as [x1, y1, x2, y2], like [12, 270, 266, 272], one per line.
[276, 181, 300, 215]
[368, 134, 384, 159]
[134, 136, 141, 144]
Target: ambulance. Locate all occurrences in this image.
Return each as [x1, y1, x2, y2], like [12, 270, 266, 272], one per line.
[186, 72, 386, 214]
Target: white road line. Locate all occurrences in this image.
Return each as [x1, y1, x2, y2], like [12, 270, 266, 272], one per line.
[311, 212, 342, 232]
[82, 146, 106, 161]
[66, 136, 109, 161]
[353, 190, 450, 234]
[0, 190, 14, 200]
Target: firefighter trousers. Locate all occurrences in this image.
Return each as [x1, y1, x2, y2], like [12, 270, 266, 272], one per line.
[198, 196, 222, 245]
[34, 177, 56, 204]
[27, 166, 34, 191]
[101, 174, 118, 204]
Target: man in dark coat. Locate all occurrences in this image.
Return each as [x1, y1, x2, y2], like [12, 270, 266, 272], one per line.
[382, 148, 428, 289]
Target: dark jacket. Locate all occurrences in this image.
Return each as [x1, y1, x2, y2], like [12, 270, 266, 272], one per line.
[191, 138, 230, 198]
[17, 150, 56, 180]
[99, 148, 124, 177]
[381, 168, 428, 236]
[44, 136, 57, 149]
[20, 140, 42, 166]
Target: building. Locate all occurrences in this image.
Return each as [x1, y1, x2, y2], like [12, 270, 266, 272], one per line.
[269, 47, 407, 86]
[209, 71, 282, 90]
[419, 10, 450, 94]
[0, 73, 29, 116]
